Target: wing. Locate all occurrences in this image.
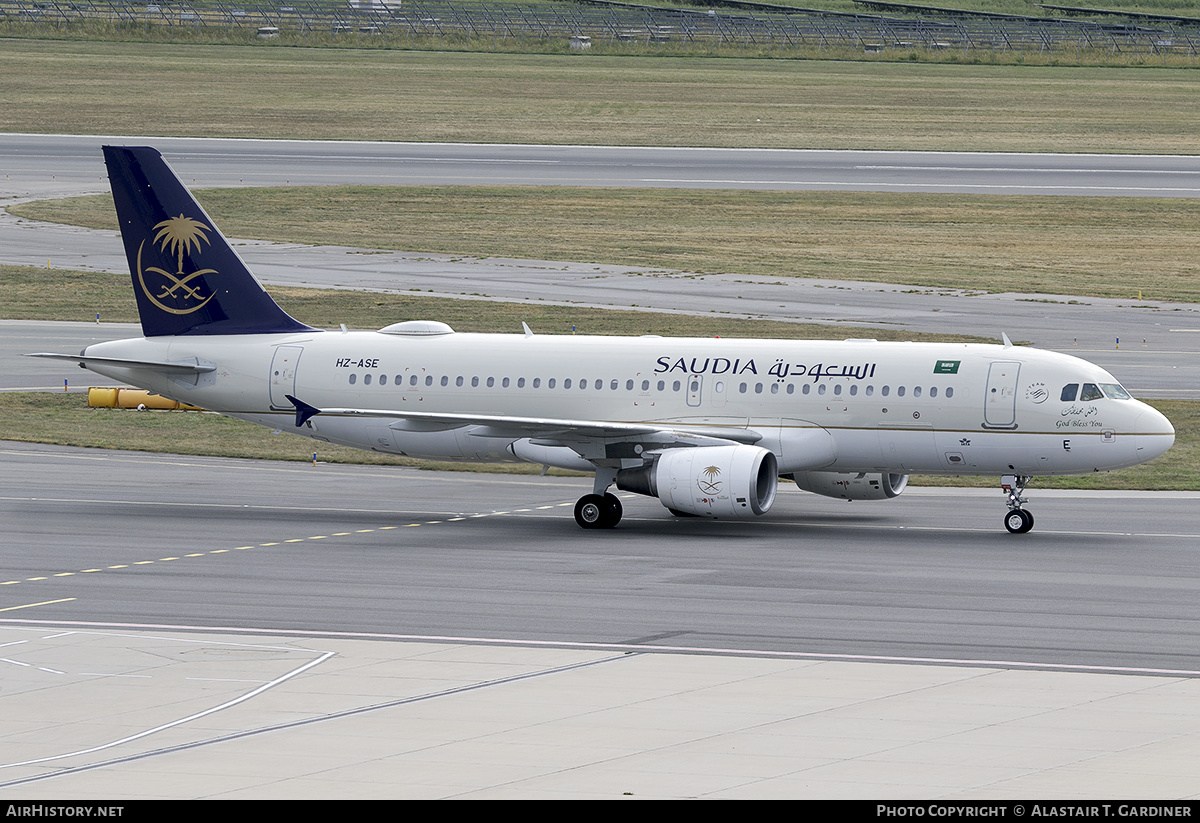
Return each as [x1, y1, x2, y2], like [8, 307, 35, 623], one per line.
[284, 394, 763, 463]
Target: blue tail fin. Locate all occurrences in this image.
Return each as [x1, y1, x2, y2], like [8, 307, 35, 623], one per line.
[104, 145, 314, 337]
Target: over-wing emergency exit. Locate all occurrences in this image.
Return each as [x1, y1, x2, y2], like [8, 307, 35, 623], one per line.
[30, 147, 1175, 532]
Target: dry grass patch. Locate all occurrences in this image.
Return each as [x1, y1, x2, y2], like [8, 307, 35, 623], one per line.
[15, 187, 1200, 303]
[3, 40, 1200, 151]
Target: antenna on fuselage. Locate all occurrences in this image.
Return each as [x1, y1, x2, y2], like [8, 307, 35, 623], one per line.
[1001, 332, 1013, 348]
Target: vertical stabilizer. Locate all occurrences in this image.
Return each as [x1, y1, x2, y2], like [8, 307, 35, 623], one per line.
[103, 145, 314, 337]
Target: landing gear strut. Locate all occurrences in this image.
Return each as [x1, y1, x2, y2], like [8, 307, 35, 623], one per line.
[1001, 474, 1034, 534]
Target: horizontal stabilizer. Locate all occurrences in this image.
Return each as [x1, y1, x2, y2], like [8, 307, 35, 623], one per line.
[27, 352, 216, 374]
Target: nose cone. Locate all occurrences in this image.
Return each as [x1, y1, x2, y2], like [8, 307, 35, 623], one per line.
[1136, 404, 1175, 463]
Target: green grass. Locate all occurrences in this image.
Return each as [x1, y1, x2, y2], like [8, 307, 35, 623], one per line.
[14, 186, 1200, 303]
[2, 39, 1199, 151]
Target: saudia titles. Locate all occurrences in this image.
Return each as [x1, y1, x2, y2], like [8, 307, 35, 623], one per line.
[136, 214, 218, 315]
[654, 356, 878, 382]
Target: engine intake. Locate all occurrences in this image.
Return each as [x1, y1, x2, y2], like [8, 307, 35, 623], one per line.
[617, 444, 777, 519]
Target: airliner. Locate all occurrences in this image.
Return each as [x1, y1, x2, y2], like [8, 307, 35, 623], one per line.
[31, 147, 1175, 533]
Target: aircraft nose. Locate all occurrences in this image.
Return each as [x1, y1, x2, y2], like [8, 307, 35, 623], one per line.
[1136, 404, 1175, 462]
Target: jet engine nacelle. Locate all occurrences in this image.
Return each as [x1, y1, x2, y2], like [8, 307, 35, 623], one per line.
[617, 444, 778, 519]
[792, 471, 908, 501]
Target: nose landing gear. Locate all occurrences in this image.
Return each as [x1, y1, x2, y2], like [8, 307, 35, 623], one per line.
[1001, 475, 1034, 533]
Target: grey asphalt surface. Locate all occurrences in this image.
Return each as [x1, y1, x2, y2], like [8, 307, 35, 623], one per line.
[5, 134, 1200, 197]
[5, 442, 1200, 672]
[3, 441, 1200, 798]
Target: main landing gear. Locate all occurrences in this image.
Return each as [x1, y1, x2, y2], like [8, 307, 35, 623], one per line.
[574, 493, 623, 529]
[1001, 474, 1034, 534]
[574, 468, 624, 529]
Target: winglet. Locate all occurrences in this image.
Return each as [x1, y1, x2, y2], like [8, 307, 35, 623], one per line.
[286, 395, 321, 428]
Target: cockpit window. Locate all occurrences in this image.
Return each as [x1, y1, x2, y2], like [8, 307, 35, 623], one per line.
[1080, 383, 1104, 401]
[1061, 383, 1079, 402]
[1099, 382, 1131, 400]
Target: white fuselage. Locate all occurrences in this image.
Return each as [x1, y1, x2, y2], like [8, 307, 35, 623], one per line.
[79, 329, 1175, 478]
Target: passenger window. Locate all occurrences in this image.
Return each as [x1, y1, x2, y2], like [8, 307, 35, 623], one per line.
[518, 377, 526, 388]
[349, 374, 357, 385]
[364, 374, 372, 386]
[929, 387, 937, 398]
[802, 384, 810, 395]
[674, 380, 682, 392]
[426, 376, 433, 386]
[1081, 383, 1103, 401]
[739, 382, 748, 393]
[471, 376, 479, 387]
[380, 375, 388, 386]
[456, 376, 464, 387]
[486, 377, 494, 388]
[833, 384, 841, 396]
[770, 383, 779, 394]
[1061, 384, 1079, 402]
[817, 384, 826, 396]
[849, 384, 857, 396]
[896, 386, 905, 397]
[913, 386, 921, 398]
[548, 378, 556, 389]
[641, 380, 650, 391]
[410, 375, 418, 386]
[626, 380, 634, 391]
[533, 378, 541, 388]
[945, 387, 954, 398]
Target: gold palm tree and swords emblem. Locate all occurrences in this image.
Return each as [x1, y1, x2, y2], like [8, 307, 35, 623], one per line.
[136, 214, 219, 315]
[697, 465, 723, 495]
